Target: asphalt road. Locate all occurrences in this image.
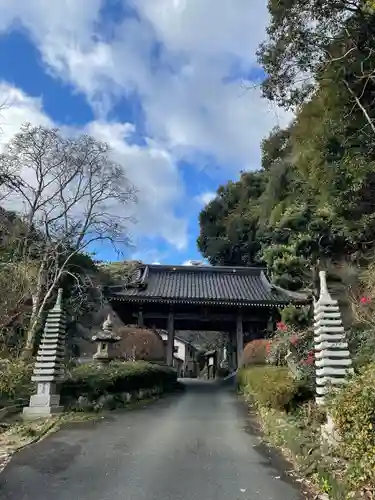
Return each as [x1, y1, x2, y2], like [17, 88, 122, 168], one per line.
[0, 379, 305, 500]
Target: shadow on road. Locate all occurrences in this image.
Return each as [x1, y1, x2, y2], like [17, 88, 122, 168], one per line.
[178, 376, 237, 392]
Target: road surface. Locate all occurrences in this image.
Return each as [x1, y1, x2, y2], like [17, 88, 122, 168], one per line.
[0, 379, 305, 500]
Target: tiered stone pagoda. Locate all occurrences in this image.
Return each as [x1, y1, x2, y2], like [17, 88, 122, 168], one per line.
[23, 289, 67, 419]
[314, 271, 353, 406]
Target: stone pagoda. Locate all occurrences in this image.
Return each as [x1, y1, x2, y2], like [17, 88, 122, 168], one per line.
[314, 271, 353, 406]
[92, 313, 121, 365]
[23, 288, 67, 419]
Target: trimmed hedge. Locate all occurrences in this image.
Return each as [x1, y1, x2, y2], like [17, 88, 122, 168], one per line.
[61, 361, 178, 406]
[238, 365, 309, 411]
[330, 362, 375, 493]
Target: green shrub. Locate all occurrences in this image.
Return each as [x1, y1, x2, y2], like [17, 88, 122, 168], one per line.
[280, 305, 311, 329]
[346, 323, 375, 370]
[242, 339, 271, 366]
[61, 361, 177, 407]
[0, 359, 34, 406]
[330, 363, 375, 492]
[267, 327, 314, 367]
[238, 366, 302, 411]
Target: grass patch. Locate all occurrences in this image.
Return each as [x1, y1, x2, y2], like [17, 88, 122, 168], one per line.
[0, 412, 99, 454]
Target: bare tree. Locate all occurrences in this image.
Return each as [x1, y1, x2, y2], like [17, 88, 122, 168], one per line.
[0, 124, 137, 357]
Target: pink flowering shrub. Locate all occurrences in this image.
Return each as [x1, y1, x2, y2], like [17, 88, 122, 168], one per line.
[360, 296, 371, 304]
[268, 323, 314, 368]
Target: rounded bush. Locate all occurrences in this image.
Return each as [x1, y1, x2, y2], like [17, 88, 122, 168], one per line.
[241, 339, 271, 367]
[238, 365, 300, 411]
[115, 326, 165, 361]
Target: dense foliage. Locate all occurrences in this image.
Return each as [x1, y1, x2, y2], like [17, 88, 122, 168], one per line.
[0, 359, 34, 407]
[198, 6, 375, 297]
[231, 5, 375, 497]
[330, 363, 375, 492]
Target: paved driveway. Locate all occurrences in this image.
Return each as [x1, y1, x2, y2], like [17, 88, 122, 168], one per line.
[0, 379, 305, 500]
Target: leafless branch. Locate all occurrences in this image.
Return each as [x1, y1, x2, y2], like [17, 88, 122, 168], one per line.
[0, 124, 137, 356]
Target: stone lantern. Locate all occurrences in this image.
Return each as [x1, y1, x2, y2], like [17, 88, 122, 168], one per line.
[92, 314, 121, 365]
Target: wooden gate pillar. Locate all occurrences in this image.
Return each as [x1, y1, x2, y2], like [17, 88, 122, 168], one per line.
[137, 306, 144, 327]
[236, 311, 244, 369]
[166, 309, 175, 367]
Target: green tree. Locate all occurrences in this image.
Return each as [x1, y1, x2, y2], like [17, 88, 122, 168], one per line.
[257, 0, 373, 109]
[197, 172, 265, 266]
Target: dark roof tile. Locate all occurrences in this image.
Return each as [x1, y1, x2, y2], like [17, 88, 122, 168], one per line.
[107, 265, 309, 307]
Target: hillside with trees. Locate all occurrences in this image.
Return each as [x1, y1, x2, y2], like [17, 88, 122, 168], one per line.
[198, 0, 375, 299]
[212, 2, 375, 496]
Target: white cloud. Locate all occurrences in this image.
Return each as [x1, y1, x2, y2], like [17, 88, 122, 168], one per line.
[84, 121, 187, 249]
[196, 191, 216, 206]
[0, 0, 292, 169]
[136, 0, 266, 62]
[0, 82, 188, 250]
[130, 247, 166, 264]
[182, 260, 206, 266]
[0, 83, 52, 142]
[0, 0, 294, 253]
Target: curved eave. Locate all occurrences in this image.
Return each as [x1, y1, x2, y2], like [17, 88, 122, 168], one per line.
[270, 284, 310, 302]
[108, 295, 308, 308]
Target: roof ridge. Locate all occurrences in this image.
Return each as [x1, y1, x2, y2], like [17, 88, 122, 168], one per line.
[148, 264, 266, 274]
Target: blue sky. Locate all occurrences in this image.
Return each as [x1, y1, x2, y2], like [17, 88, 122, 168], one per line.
[0, 0, 291, 265]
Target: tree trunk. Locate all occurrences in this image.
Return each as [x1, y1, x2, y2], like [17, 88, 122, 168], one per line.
[21, 260, 46, 359]
[20, 292, 41, 359]
[20, 259, 62, 359]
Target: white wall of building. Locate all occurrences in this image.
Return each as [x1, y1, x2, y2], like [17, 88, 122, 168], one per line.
[159, 332, 186, 362]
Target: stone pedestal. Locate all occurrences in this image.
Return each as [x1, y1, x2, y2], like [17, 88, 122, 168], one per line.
[23, 382, 63, 418]
[23, 289, 66, 420]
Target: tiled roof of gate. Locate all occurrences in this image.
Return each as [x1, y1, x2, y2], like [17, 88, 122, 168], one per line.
[106, 264, 309, 307]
